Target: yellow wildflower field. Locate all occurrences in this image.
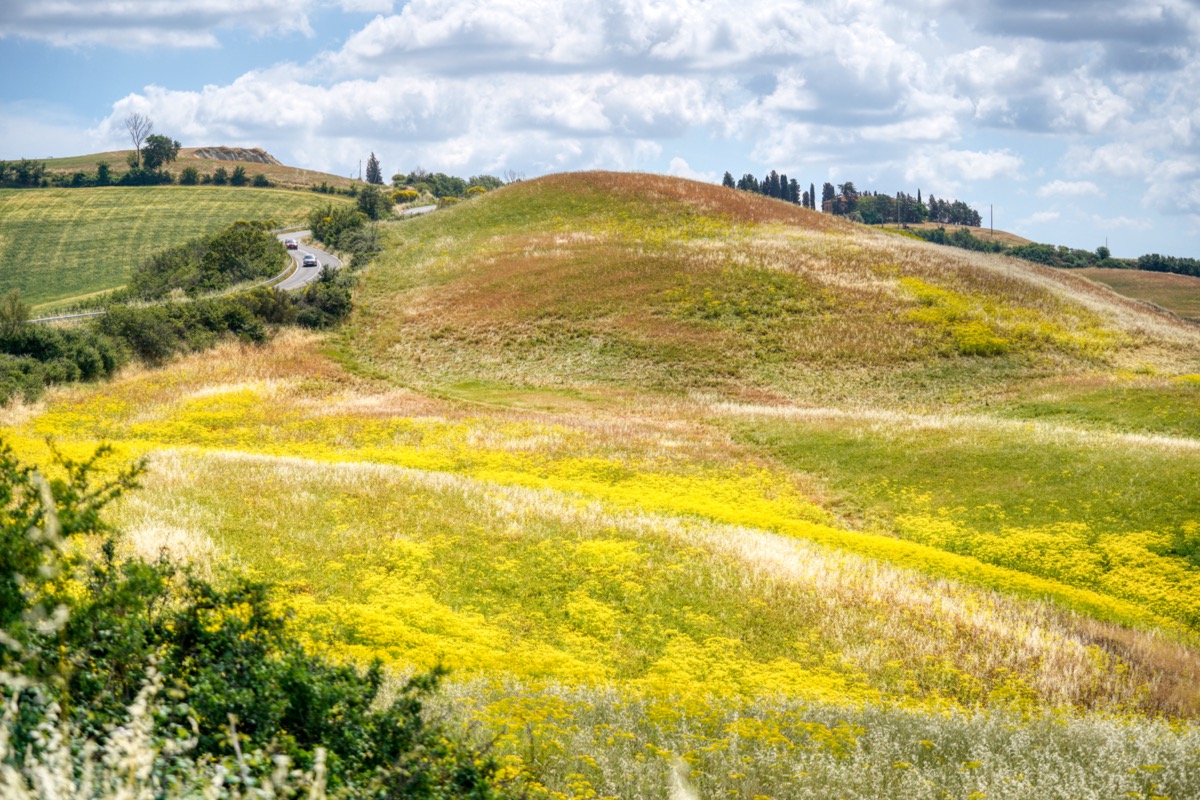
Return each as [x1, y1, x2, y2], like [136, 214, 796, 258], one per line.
[9, 173, 1200, 798]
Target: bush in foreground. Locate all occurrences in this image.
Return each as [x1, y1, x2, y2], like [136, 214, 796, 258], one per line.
[0, 443, 506, 798]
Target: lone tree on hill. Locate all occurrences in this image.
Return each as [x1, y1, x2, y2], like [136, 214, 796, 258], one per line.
[365, 152, 383, 185]
[123, 113, 153, 167]
[141, 134, 180, 170]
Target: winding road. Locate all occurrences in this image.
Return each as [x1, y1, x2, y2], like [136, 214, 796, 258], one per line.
[32, 204, 438, 323]
[275, 231, 341, 291]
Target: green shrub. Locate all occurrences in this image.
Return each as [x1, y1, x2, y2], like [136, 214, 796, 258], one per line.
[0, 443, 509, 798]
[307, 203, 368, 249]
[126, 219, 286, 300]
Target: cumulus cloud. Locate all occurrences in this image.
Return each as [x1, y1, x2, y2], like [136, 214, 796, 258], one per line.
[1143, 159, 1200, 217]
[0, 0, 315, 48]
[904, 148, 1023, 192]
[667, 157, 716, 183]
[1037, 180, 1102, 198]
[1063, 142, 1157, 179]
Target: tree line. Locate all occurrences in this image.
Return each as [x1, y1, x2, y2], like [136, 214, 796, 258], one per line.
[721, 170, 983, 227]
[908, 225, 1200, 278]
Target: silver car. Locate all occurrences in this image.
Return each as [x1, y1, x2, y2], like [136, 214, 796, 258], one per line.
[302, 253, 319, 268]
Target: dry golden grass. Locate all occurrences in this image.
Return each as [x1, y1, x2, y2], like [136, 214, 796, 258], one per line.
[42, 147, 357, 191]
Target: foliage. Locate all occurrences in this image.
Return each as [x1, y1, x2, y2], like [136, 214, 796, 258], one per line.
[0, 442, 509, 798]
[124, 219, 286, 300]
[0, 317, 123, 401]
[0, 160, 47, 188]
[356, 184, 389, 220]
[392, 169, 480, 198]
[912, 226, 1004, 253]
[1137, 252, 1200, 278]
[141, 134, 180, 171]
[252, 172, 271, 187]
[366, 152, 383, 185]
[178, 165, 199, 185]
[468, 175, 504, 191]
[96, 297, 266, 364]
[117, 167, 174, 186]
[295, 266, 355, 328]
[307, 202, 369, 249]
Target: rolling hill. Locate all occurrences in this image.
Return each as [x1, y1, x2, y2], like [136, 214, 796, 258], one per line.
[42, 146, 358, 191]
[4, 172, 1199, 799]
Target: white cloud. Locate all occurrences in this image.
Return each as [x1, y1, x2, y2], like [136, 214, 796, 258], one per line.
[0, 0, 315, 48]
[1063, 142, 1156, 179]
[666, 157, 715, 183]
[1037, 180, 1102, 198]
[1048, 70, 1134, 135]
[1091, 214, 1153, 231]
[1143, 159, 1200, 216]
[905, 147, 1023, 192]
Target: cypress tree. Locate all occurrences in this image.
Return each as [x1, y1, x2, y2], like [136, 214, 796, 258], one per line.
[365, 152, 383, 185]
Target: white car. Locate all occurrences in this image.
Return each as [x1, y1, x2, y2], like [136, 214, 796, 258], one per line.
[302, 253, 319, 268]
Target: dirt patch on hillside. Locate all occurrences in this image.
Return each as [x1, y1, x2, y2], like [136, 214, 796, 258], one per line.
[188, 147, 281, 165]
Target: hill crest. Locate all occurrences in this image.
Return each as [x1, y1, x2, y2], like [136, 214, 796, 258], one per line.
[350, 170, 1200, 409]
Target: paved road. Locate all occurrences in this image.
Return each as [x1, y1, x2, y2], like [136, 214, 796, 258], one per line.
[275, 231, 342, 291]
[33, 212, 432, 323]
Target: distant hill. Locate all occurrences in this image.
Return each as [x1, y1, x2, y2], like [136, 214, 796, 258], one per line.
[42, 147, 357, 191]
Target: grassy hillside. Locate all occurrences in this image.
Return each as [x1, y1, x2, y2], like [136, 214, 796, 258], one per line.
[353, 172, 1198, 408]
[4, 172, 1200, 799]
[0, 186, 349, 307]
[42, 147, 357, 191]
[1079, 266, 1200, 322]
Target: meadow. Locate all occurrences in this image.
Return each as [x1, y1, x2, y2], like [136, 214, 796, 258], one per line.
[1078, 267, 1200, 323]
[4, 172, 1200, 798]
[0, 186, 348, 307]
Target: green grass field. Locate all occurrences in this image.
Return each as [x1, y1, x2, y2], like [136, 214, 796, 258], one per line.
[0, 186, 349, 307]
[5, 173, 1200, 799]
[1078, 266, 1200, 322]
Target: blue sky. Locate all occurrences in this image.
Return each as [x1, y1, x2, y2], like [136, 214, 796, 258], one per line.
[3, 0, 1199, 258]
